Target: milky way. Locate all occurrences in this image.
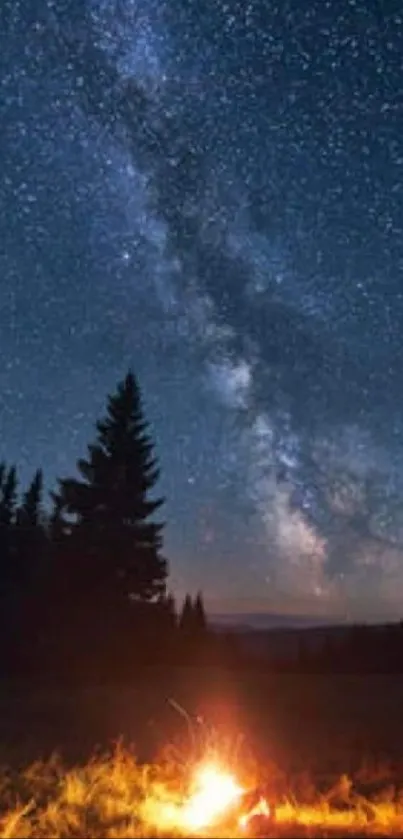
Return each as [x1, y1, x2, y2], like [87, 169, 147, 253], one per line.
[1, 0, 403, 620]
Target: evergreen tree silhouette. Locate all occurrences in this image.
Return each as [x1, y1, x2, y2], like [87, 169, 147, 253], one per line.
[193, 591, 207, 633]
[179, 594, 194, 634]
[19, 469, 43, 528]
[0, 465, 18, 669]
[159, 592, 177, 631]
[0, 462, 5, 492]
[178, 593, 209, 663]
[48, 491, 71, 548]
[0, 465, 18, 597]
[9, 470, 49, 676]
[16, 469, 46, 579]
[16, 469, 44, 547]
[55, 371, 167, 605]
[179, 593, 207, 636]
[0, 465, 17, 529]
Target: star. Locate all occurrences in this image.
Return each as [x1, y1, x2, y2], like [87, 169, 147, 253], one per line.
[1, 0, 403, 623]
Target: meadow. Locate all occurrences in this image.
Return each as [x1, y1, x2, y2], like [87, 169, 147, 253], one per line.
[1, 668, 403, 836]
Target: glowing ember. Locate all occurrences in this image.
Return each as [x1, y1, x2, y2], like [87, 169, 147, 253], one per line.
[181, 762, 245, 830]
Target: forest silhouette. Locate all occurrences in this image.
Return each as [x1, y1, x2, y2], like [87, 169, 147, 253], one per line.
[1, 370, 403, 685]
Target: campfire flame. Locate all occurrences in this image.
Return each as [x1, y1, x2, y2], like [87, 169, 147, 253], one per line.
[181, 762, 245, 830]
[8, 740, 403, 838]
[143, 758, 270, 835]
[141, 705, 273, 834]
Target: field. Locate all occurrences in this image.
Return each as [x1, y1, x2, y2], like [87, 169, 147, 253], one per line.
[1, 668, 403, 836]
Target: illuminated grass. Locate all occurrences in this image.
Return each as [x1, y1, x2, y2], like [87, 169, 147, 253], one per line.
[1, 743, 403, 837]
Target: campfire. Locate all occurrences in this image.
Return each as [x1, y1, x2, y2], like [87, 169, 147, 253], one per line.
[140, 748, 403, 837]
[137, 702, 403, 837]
[179, 762, 246, 830]
[142, 757, 273, 836]
[140, 700, 274, 836]
[4, 734, 403, 837]
[4, 702, 403, 837]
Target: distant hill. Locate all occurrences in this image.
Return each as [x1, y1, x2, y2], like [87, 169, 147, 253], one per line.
[209, 615, 402, 664]
[210, 612, 343, 631]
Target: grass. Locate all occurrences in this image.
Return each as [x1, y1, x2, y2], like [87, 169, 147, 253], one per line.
[2, 744, 403, 837]
[1, 669, 403, 836]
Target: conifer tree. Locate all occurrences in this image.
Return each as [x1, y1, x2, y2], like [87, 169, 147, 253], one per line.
[54, 371, 167, 603]
[48, 492, 70, 546]
[158, 592, 177, 631]
[18, 469, 43, 529]
[15, 469, 46, 586]
[179, 592, 207, 636]
[0, 465, 17, 529]
[0, 466, 19, 663]
[0, 462, 5, 492]
[193, 591, 207, 633]
[178, 593, 194, 634]
[0, 465, 18, 596]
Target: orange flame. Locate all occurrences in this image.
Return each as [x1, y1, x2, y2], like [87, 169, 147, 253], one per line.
[142, 760, 247, 833]
[181, 762, 245, 831]
[239, 797, 271, 829]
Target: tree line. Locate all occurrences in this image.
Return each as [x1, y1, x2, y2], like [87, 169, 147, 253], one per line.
[4, 368, 401, 683]
[0, 371, 212, 684]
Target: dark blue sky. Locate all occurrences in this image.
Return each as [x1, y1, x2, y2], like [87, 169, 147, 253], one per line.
[1, 0, 403, 620]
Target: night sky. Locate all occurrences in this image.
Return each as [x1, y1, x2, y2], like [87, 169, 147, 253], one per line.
[1, 0, 403, 622]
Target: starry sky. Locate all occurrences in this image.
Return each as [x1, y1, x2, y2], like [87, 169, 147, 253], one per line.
[1, 0, 403, 623]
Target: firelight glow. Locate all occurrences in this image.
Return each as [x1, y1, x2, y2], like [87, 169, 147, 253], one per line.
[141, 759, 249, 833]
[181, 762, 245, 831]
[239, 797, 271, 829]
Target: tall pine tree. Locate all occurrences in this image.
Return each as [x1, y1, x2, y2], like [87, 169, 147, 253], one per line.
[193, 591, 207, 633]
[18, 469, 43, 529]
[54, 371, 167, 604]
[178, 594, 194, 634]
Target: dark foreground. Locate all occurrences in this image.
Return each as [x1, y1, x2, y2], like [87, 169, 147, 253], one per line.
[1, 668, 403, 772]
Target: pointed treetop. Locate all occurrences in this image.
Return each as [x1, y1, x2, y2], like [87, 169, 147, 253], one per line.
[97, 370, 145, 450]
[179, 592, 208, 635]
[178, 594, 193, 631]
[0, 465, 18, 526]
[20, 469, 43, 528]
[194, 591, 207, 632]
[54, 368, 167, 601]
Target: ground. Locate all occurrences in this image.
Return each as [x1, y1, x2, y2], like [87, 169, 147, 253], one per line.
[1, 668, 403, 836]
